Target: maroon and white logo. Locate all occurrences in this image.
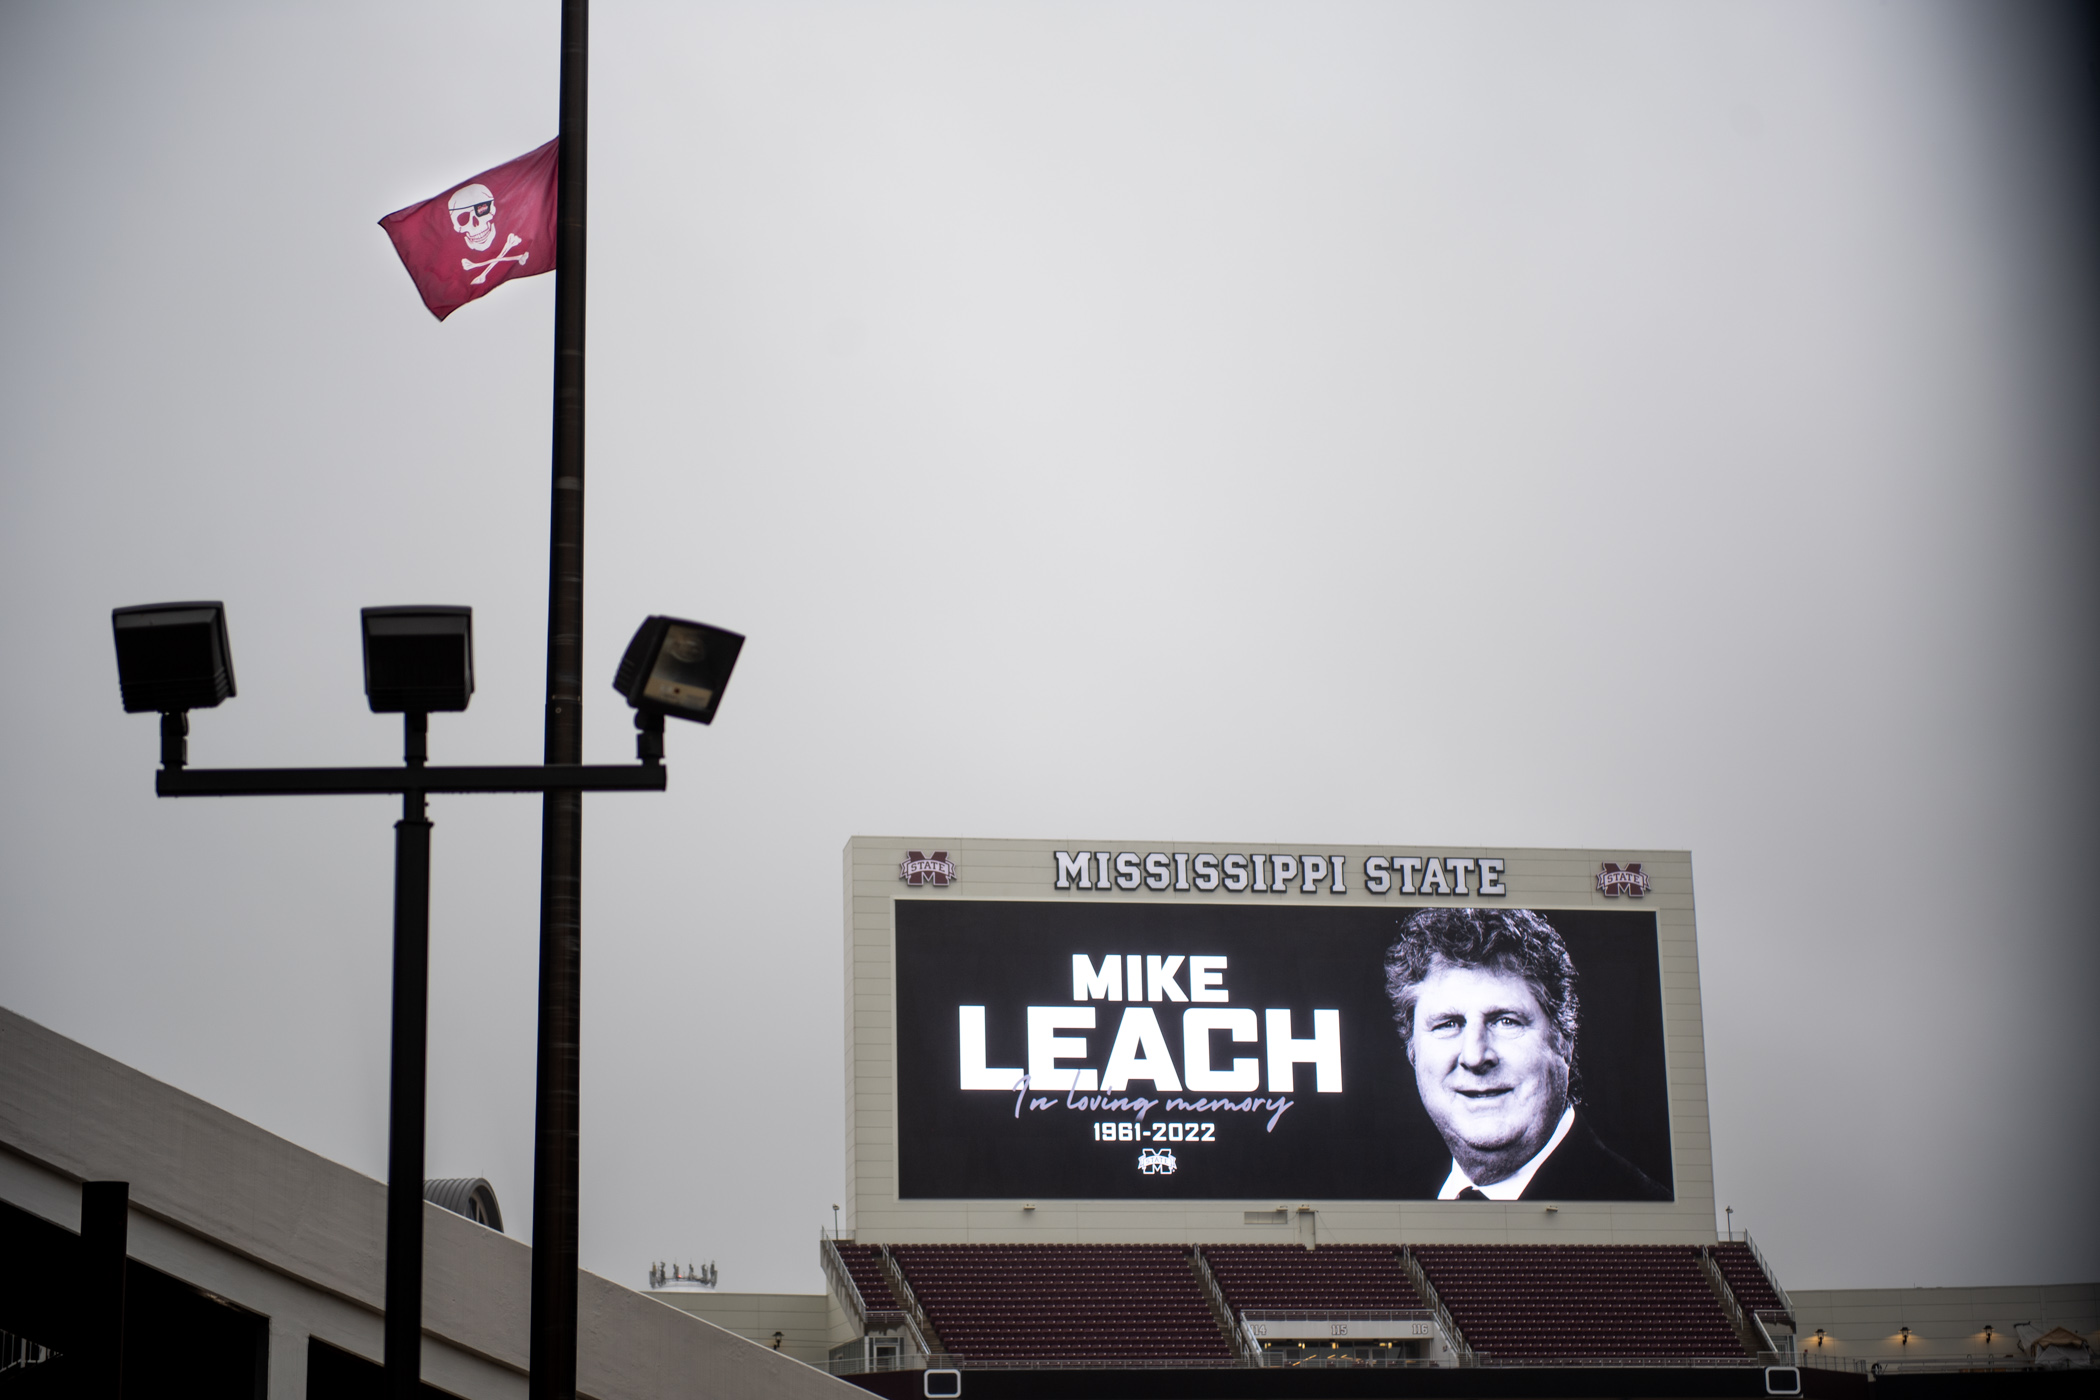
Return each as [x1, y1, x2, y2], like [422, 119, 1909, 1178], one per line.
[900, 851, 957, 887]
[1596, 863, 1650, 898]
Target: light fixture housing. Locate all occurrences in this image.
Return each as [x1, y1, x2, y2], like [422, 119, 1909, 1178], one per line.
[362, 606, 474, 713]
[614, 616, 743, 724]
[112, 601, 236, 712]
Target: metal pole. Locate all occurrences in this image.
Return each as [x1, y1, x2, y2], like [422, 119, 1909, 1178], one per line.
[531, 0, 587, 1395]
[386, 714, 433, 1400]
[80, 1180, 129, 1400]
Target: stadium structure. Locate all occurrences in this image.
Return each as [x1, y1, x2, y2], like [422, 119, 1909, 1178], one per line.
[0, 836, 2091, 1398]
[797, 838, 2094, 1397]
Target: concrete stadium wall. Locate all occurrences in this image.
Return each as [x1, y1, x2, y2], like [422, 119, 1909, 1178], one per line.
[1789, 1283, 2099, 1365]
[646, 1289, 837, 1368]
[844, 836, 1718, 1246]
[0, 1006, 859, 1400]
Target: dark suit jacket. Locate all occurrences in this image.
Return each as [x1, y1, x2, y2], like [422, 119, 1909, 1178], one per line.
[1519, 1112, 1672, 1201]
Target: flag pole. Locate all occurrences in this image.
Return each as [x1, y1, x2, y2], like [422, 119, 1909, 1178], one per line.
[531, 0, 588, 1394]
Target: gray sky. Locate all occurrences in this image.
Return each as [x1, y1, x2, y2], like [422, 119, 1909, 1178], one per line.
[2, 1, 2093, 1295]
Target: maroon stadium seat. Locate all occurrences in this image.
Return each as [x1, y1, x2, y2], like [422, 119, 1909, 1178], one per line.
[1200, 1244, 1424, 1316]
[834, 1242, 907, 1317]
[1709, 1241, 1788, 1317]
[887, 1245, 1236, 1362]
[1410, 1245, 1750, 1360]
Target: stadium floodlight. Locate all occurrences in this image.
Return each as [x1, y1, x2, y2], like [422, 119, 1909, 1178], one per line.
[613, 615, 744, 726]
[113, 601, 237, 771]
[362, 606, 475, 714]
[116, 590, 680, 1400]
[112, 602, 236, 714]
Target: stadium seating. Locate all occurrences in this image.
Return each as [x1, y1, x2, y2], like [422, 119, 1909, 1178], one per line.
[887, 1245, 1237, 1361]
[845, 1242, 1768, 1364]
[1710, 1241, 1788, 1317]
[834, 1242, 907, 1316]
[1412, 1244, 1748, 1360]
[1201, 1244, 1424, 1314]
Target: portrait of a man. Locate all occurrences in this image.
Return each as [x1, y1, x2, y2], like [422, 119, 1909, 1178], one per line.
[1386, 907, 1670, 1201]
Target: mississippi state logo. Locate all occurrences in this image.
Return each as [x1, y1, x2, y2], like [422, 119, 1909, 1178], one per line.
[1596, 863, 1650, 898]
[900, 851, 957, 887]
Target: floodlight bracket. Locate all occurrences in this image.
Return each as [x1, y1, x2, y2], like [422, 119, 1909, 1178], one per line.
[635, 710, 665, 765]
[160, 712, 189, 771]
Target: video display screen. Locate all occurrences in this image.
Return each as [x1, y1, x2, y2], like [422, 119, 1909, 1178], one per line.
[894, 900, 1673, 1201]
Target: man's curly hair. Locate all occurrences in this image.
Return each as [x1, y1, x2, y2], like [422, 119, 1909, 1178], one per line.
[1384, 907, 1580, 1074]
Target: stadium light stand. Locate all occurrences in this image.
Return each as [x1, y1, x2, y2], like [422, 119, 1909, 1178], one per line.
[614, 615, 745, 761]
[111, 601, 236, 770]
[110, 600, 740, 1400]
[363, 606, 475, 715]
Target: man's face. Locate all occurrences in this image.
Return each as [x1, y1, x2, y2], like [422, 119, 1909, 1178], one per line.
[1407, 959, 1570, 1181]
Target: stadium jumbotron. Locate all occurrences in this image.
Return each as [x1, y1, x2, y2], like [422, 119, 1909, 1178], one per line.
[799, 837, 2095, 1397]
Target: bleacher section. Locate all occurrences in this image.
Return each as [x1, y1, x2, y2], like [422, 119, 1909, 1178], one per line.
[832, 1242, 1795, 1368]
[834, 1242, 907, 1316]
[1201, 1245, 1423, 1314]
[1412, 1245, 1747, 1360]
[887, 1245, 1236, 1362]
[1711, 1241, 1788, 1318]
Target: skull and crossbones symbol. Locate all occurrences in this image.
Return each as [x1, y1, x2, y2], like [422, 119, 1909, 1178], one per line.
[461, 233, 529, 284]
[447, 184, 498, 251]
[447, 182, 531, 284]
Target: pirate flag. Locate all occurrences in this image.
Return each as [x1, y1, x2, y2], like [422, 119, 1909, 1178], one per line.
[380, 139, 558, 321]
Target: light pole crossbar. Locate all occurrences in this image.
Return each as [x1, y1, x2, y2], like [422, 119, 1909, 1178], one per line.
[157, 764, 665, 797]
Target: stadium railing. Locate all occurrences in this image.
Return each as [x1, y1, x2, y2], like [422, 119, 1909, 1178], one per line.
[874, 1245, 943, 1357]
[818, 1235, 930, 1360]
[1399, 1246, 1477, 1364]
[1742, 1230, 1797, 1322]
[1697, 1245, 1764, 1355]
[812, 1348, 1877, 1377]
[1186, 1247, 1258, 1360]
[1238, 1309, 1443, 1367]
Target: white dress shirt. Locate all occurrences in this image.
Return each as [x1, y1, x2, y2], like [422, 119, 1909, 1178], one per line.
[1437, 1104, 1576, 1200]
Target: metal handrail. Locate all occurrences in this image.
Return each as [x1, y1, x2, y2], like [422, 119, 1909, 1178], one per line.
[819, 1234, 929, 1358]
[1400, 1246, 1475, 1365]
[895, 1306, 932, 1359]
[811, 1348, 1872, 1377]
[818, 1352, 1256, 1375]
[1240, 1309, 1438, 1321]
[1186, 1248, 1255, 1360]
[878, 1245, 942, 1357]
[1697, 1246, 1763, 1357]
[818, 1234, 873, 1334]
[1252, 1352, 1457, 1369]
[1470, 1352, 1842, 1370]
[1865, 1355, 2053, 1375]
[1741, 1230, 1797, 1323]
[1751, 1309, 1792, 1353]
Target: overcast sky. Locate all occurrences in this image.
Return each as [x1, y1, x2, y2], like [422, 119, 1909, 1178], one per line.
[2, 1, 2093, 1296]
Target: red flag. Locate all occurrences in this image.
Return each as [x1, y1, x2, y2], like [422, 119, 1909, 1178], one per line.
[380, 139, 557, 321]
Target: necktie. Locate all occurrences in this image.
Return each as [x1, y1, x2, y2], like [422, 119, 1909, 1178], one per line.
[1457, 1187, 1491, 1201]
